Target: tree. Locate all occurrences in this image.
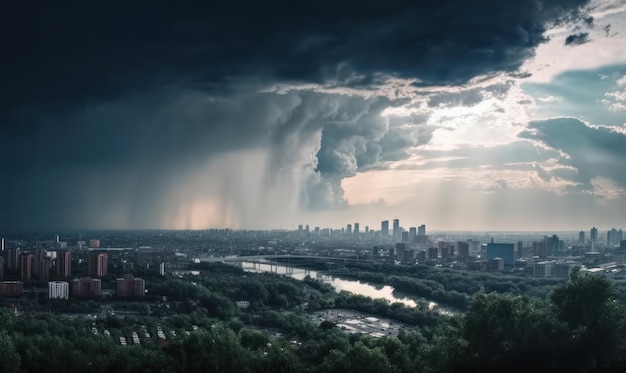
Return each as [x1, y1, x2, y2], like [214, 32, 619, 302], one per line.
[0, 331, 21, 373]
[550, 268, 626, 369]
[346, 340, 392, 373]
[463, 290, 558, 371]
[0, 308, 14, 332]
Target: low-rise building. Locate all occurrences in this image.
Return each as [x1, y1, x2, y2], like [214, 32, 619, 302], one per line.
[0, 281, 23, 297]
[71, 277, 102, 298]
[116, 275, 145, 298]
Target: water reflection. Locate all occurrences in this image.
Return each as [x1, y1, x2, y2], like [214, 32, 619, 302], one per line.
[241, 261, 453, 313]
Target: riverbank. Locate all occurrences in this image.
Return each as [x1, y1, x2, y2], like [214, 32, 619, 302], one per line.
[240, 260, 462, 315]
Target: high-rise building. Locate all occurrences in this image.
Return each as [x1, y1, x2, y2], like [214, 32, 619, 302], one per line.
[591, 227, 598, 244]
[579, 231, 585, 244]
[418, 224, 426, 236]
[346, 224, 352, 234]
[89, 239, 100, 248]
[381, 221, 389, 237]
[393, 219, 400, 242]
[39, 258, 51, 281]
[20, 253, 34, 281]
[116, 275, 145, 298]
[56, 251, 72, 279]
[409, 227, 417, 243]
[533, 241, 548, 258]
[402, 231, 409, 243]
[88, 253, 108, 278]
[48, 281, 69, 300]
[33, 248, 49, 280]
[545, 235, 564, 256]
[0, 238, 4, 252]
[607, 229, 623, 247]
[5, 248, 20, 273]
[354, 223, 360, 235]
[457, 241, 470, 258]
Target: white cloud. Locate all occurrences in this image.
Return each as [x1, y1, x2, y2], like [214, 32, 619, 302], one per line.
[522, 0, 626, 83]
[586, 176, 626, 199]
[606, 88, 626, 101]
[617, 75, 626, 85]
[538, 96, 557, 103]
[602, 88, 626, 111]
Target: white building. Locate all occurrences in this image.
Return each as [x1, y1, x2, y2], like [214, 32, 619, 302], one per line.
[48, 281, 69, 300]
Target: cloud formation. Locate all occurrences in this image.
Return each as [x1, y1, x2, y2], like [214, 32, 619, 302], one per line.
[0, 0, 600, 230]
[520, 117, 626, 195]
[565, 32, 591, 45]
[1, 0, 592, 115]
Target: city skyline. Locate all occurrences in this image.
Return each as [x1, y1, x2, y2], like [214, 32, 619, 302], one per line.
[1, 1, 626, 231]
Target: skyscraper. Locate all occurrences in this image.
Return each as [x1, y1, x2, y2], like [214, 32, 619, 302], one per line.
[346, 224, 352, 234]
[579, 231, 585, 244]
[409, 227, 417, 243]
[393, 219, 400, 242]
[381, 220, 389, 236]
[418, 224, 426, 236]
[591, 227, 598, 244]
[354, 223, 360, 235]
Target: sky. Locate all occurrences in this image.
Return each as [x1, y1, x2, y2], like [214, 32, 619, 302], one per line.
[1, 0, 626, 232]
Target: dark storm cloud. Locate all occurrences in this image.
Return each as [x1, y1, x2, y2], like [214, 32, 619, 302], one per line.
[565, 32, 591, 45]
[520, 117, 626, 190]
[0, 0, 593, 229]
[312, 99, 432, 207]
[0, 0, 591, 117]
[0, 89, 414, 229]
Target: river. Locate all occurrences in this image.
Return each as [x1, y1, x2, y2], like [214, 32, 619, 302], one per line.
[240, 261, 460, 315]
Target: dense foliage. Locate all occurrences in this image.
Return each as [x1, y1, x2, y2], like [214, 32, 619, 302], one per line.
[2, 265, 626, 372]
[311, 262, 564, 310]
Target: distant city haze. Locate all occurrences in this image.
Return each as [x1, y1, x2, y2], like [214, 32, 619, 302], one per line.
[1, 1, 626, 231]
